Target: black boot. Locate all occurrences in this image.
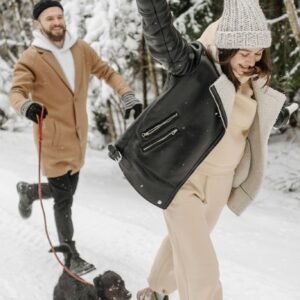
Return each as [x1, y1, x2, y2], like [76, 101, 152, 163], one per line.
[63, 240, 96, 275]
[137, 288, 169, 300]
[16, 182, 52, 219]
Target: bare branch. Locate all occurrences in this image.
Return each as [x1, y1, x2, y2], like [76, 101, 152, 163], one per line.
[283, 1, 300, 49]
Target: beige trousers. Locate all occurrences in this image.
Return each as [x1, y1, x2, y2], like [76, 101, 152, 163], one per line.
[148, 168, 234, 300]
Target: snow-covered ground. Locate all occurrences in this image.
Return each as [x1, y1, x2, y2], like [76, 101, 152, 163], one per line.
[1, 128, 300, 300]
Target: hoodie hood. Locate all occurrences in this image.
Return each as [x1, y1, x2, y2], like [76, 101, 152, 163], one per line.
[198, 20, 220, 50]
[32, 29, 77, 53]
[197, 20, 222, 74]
[32, 29, 77, 91]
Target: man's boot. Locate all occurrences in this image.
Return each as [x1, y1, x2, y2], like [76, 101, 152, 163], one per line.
[16, 182, 52, 219]
[63, 240, 96, 276]
[137, 288, 169, 300]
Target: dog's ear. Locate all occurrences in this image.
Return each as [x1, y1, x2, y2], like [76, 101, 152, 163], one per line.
[93, 274, 102, 286]
[94, 275, 104, 296]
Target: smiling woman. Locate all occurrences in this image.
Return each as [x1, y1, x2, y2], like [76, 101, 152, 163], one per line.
[112, 0, 300, 299]
[217, 47, 271, 90]
[231, 49, 264, 74]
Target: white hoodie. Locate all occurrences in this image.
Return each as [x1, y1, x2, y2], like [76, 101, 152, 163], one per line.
[32, 30, 77, 91]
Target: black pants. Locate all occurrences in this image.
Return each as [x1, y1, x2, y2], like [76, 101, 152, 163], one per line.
[47, 171, 79, 244]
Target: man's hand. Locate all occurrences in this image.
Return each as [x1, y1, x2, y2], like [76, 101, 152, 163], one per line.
[121, 92, 143, 120]
[21, 101, 48, 124]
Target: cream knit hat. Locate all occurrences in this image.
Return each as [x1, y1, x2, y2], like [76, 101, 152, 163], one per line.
[215, 0, 272, 49]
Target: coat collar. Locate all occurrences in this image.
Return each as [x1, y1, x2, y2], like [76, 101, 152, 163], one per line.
[70, 44, 83, 95]
[34, 42, 82, 95]
[212, 74, 286, 141]
[252, 78, 286, 138]
[211, 73, 235, 121]
[35, 47, 71, 92]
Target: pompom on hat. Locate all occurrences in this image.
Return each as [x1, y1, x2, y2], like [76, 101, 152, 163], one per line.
[215, 0, 272, 49]
[33, 0, 63, 20]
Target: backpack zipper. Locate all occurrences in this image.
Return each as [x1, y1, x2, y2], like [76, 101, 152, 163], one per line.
[142, 128, 179, 152]
[141, 112, 179, 138]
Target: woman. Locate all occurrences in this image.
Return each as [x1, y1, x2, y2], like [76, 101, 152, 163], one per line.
[129, 0, 298, 299]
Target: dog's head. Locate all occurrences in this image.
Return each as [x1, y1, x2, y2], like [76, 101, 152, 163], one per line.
[94, 270, 131, 300]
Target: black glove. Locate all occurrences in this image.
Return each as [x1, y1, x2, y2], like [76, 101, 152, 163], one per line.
[121, 92, 143, 120]
[108, 144, 122, 162]
[125, 103, 143, 119]
[285, 103, 299, 115]
[23, 102, 48, 124]
[274, 103, 299, 129]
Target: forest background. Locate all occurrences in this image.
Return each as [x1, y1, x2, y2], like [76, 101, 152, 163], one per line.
[0, 0, 299, 146]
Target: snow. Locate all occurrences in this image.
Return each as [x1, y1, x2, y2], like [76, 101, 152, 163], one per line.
[0, 94, 10, 115]
[1, 128, 300, 300]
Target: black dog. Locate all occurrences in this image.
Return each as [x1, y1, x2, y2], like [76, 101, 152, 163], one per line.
[51, 245, 132, 300]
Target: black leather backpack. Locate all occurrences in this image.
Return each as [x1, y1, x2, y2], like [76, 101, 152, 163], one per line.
[113, 46, 227, 209]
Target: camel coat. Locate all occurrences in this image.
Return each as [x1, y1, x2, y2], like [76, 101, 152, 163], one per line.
[198, 21, 286, 215]
[10, 39, 132, 177]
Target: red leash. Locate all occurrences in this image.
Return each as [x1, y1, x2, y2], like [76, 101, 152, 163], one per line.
[36, 107, 93, 286]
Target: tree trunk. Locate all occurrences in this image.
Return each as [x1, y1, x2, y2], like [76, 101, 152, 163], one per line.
[284, 0, 300, 48]
[107, 99, 117, 143]
[147, 49, 160, 97]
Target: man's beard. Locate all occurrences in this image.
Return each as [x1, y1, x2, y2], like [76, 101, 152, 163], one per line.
[41, 24, 66, 42]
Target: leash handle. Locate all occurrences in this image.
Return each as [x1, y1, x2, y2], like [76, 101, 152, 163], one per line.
[36, 108, 94, 286]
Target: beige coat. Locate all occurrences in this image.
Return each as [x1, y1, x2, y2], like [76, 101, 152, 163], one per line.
[10, 39, 132, 177]
[199, 21, 286, 215]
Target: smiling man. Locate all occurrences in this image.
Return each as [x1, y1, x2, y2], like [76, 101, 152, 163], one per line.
[9, 0, 142, 275]
[33, 1, 66, 45]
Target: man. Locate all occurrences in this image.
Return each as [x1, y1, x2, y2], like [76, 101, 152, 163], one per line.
[9, 0, 142, 275]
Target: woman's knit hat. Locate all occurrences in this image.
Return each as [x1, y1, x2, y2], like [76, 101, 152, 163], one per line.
[215, 0, 271, 49]
[33, 0, 63, 20]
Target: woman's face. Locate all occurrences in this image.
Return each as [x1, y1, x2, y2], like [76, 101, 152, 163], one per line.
[230, 48, 264, 76]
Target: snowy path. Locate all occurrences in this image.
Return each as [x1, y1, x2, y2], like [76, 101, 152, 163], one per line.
[1, 129, 300, 300]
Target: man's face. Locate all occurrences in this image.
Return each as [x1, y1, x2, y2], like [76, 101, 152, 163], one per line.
[34, 7, 66, 42]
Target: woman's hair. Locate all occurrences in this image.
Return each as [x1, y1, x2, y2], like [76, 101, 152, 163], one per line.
[215, 48, 271, 90]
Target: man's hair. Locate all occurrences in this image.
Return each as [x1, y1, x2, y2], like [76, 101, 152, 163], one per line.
[33, 0, 63, 20]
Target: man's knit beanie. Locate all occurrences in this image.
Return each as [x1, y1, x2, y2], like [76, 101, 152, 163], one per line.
[33, 0, 63, 20]
[215, 0, 271, 49]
